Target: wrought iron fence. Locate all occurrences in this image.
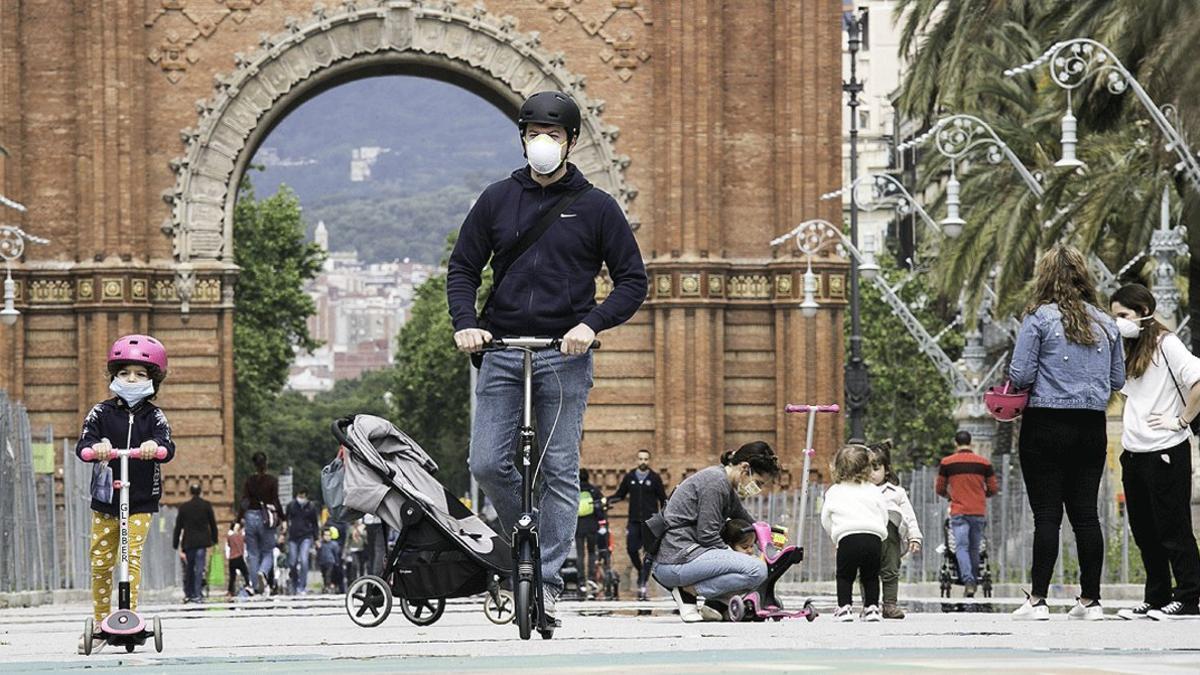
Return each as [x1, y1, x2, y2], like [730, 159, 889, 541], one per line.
[0, 391, 179, 594]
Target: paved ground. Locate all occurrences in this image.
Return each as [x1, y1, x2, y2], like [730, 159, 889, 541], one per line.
[2, 594, 1198, 673]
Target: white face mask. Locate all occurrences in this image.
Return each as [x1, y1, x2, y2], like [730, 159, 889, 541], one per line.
[110, 378, 155, 408]
[736, 470, 762, 499]
[526, 134, 566, 175]
[1115, 316, 1149, 339]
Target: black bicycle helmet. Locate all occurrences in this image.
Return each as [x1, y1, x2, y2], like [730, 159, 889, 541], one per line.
[517, 91, 582, 142]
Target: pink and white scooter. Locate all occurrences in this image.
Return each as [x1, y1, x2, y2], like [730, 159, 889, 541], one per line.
[79, 444, 167, 655]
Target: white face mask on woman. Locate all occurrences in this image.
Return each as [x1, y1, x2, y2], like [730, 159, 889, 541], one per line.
[1115, 315, 1151, 339]
[736, 469, 762, 499]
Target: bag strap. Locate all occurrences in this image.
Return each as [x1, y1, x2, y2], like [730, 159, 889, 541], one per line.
[1160, 341, 1188, 408]
[481, 187, 591, 317]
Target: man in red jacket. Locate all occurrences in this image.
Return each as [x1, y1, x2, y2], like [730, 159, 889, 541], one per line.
[936, 431, 999, 597]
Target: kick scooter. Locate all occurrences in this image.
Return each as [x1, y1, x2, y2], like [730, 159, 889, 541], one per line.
[480, 337, 598, 640]
[79, 444, 168, 655]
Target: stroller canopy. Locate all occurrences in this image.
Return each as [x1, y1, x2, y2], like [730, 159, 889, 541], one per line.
[334, 414, 509, 572]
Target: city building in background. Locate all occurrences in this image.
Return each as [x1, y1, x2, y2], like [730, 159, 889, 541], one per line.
[286, 220, 439, 398]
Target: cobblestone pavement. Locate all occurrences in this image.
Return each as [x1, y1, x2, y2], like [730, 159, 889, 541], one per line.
[2, 594, 1198, 673]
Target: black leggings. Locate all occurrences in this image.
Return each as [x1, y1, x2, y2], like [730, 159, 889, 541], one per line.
[228, 557, 250, 595]
[836, 533, 881, 607]
[1121, 441, 1200, 606]
[1019, 407, 1106, 599]
[627, 524, 652, 587]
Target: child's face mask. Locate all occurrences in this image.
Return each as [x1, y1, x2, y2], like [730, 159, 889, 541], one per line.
[110, 378, 155, 408]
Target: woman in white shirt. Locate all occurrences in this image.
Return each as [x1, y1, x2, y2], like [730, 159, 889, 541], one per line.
[1111, 283, 1200, 620]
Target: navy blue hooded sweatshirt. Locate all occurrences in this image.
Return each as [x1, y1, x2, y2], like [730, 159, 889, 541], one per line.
[446, 163, 647, 337]
[75, 398, 176, 516]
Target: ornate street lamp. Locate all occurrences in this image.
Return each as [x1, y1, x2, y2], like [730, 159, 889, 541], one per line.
[1006, 38, 1200, 193]
[0, 225, 49, 326]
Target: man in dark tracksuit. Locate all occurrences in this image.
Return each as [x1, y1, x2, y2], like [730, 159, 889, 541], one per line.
[173, 483, 218, 603]
[448, 91, 648, 627]
[609, 448, 667, 600]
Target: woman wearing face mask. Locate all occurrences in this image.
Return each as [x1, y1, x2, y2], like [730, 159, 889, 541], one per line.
[651, 441, 781, 622]
[1110, 283, 1200, 620]
[1008, 243, 1125, 621]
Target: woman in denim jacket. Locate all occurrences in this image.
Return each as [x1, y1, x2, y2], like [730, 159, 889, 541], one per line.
[1007, 244, 1125, 621]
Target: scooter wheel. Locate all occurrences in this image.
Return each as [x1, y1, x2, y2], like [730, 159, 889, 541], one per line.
[538, 626, 555, 640]
[484, 590, 515, 625]
[125, 644, 135, 653]
[345, 575, 393, 628]
[400, 598, 445, 626]
[83, 617, 94, 656]
[515, 580, 534, 640]
[804, 599, 818, 622]
[727, 595, 745, 622]
[153, 616, 163, 653]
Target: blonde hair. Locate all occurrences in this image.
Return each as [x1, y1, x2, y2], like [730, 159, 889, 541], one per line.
[1025, 243, 1100, 346]
[831, 444, 874, 484]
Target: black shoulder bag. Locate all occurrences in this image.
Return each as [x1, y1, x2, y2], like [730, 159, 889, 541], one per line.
[1159, 341, 1200, 434]
[470, 186, 591, 368]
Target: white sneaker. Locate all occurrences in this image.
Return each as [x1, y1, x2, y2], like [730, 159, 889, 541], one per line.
[671, 587, 703, 623]
[833, 604, 854, 622]
[1067, 599, 1104, 621]
[1011, 594, 1050, 621]
[862, 605, 882, 622]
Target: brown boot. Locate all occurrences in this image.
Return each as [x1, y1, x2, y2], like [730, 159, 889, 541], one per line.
[881, 603, 906, 620]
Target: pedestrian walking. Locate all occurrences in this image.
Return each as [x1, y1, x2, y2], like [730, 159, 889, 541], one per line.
[935, 431, 996, 598]
[173, 482, 218, 604]
[238, 452, 283, 596]
[1111, 283, 1200, 620]
[225, 521, 251, 598]
[575, 469, 606, 592]
[608, 449, 668, 600]
[1008, 243, 1125, 621]
[285, 487, 320, 595]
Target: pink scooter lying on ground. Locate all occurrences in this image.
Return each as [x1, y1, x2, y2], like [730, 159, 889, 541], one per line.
[79, 444, 167, 655]
[725, 403, 839, 623]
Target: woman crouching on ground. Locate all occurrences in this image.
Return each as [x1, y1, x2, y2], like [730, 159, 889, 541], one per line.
[652, 441, 781, 622]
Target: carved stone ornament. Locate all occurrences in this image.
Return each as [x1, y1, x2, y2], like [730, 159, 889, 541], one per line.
[101, 278, 124, 301]
[537, 0, 652, 81]
[77, 279, 95, 301]
[28, 279, 73, 304]
[164, 0, 637, 314]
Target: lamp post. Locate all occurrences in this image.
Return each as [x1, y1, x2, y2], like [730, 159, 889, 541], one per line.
[843, 7, 869, 444]
[1005, 38, 1200, 194]
[0, 225, 49, 326]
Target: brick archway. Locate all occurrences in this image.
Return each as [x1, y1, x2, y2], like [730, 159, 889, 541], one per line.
[163, 2, 636, 307]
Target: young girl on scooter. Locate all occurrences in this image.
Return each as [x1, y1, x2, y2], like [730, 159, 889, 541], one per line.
[76, 335, 175, 653]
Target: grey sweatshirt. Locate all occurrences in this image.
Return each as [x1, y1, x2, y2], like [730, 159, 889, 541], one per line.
[656, 465, 753, 565]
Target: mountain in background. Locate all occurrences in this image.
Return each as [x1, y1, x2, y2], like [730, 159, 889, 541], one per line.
[249, 76, 525, 264]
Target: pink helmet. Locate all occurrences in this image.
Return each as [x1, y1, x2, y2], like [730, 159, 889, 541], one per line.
[108, 334, 168, 376]
[983, 381, 1028, 422]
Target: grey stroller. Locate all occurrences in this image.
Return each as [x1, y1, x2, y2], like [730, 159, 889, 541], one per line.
[331, 414, 513, 627]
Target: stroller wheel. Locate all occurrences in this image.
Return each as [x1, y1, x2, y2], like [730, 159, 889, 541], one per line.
[484, 589, 515, 625]
[727, 595, 745, 622]
[400, 598, 445, 626]
[345, 575, 392, 628]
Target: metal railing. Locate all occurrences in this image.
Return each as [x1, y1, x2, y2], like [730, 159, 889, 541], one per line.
[0, 391, 179, 594]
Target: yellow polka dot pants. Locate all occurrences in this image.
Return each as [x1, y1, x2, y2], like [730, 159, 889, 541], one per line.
[90, 512, 152, 623]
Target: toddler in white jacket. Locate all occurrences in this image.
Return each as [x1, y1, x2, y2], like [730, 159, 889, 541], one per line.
[868, 441, 922, 619]
[821, 444, 889, 622]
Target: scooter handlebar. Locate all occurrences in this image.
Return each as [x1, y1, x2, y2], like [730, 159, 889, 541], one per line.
[784, 404, 840, 414]
[483, 337, 601, 351]
[81, 446, 168, 461]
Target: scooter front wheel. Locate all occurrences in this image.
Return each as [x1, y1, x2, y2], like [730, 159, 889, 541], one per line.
[82, 617, 94, 656]
[515, 579, 533, 640]
[153, 616, 163, 653]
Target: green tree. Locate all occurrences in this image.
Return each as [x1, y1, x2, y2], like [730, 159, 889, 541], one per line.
[852, 255, 963, 471]
[232, 175, 325, 493]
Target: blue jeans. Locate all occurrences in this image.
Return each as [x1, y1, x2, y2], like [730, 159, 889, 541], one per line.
[288, 537, 314, 594]
[653, 548, 768, 600]
[183, 547, 207, 600]
[469, 349, 593, 596]
[951, 514, 987, 585]
[243, 509, 276, 588]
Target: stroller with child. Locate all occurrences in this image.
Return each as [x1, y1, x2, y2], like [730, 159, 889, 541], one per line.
[328, 414, 513, 627]
[937, 517, 994, 598]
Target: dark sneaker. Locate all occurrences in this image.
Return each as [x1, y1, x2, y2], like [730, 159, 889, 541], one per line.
[881, 603, 906, 620]
[1117, 602, 1156, 620]
[1149, 601, 1200, 620]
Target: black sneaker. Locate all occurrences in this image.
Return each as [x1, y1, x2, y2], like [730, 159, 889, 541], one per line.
[1118, 602, 1156, 620]
[1149, 601, 1200, 620]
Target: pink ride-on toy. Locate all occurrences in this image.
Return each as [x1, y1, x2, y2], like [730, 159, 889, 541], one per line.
[79, 445, 168, 655]
[725, 402, 839, 623]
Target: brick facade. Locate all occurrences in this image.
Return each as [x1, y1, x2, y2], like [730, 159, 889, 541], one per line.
[0, 2, 845, 540]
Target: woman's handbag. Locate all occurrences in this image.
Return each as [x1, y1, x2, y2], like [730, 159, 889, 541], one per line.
[984, 381, 1029, 422]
